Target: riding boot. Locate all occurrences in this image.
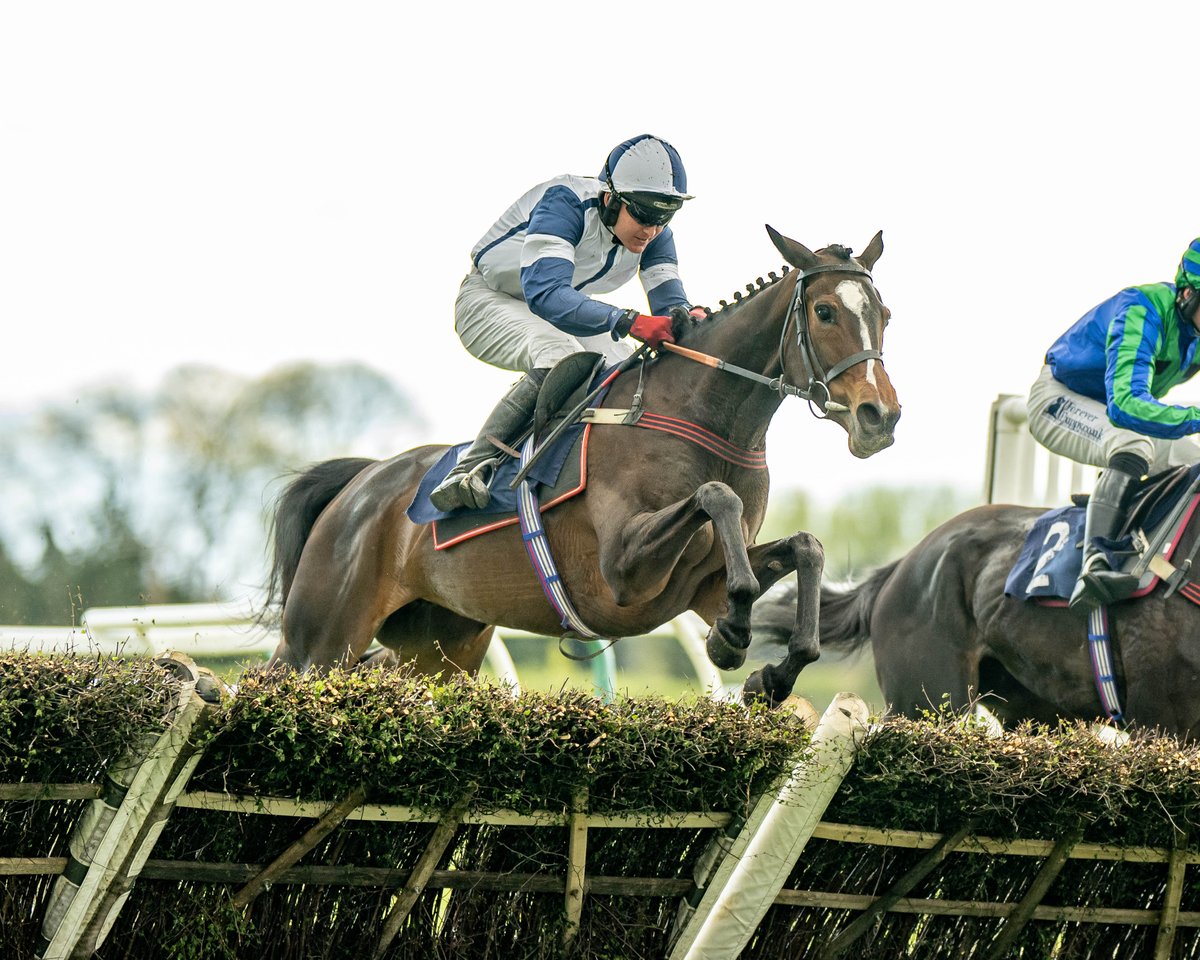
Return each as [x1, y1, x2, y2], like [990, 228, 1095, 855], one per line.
[429, 370, 546, 512]
[1069, 468, 1140, 609]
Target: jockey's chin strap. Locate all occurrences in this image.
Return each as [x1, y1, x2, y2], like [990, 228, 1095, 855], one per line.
[660, 261, 881, 419]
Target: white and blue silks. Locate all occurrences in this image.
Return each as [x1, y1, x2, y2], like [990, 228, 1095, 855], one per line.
[469, 174, 690, 338]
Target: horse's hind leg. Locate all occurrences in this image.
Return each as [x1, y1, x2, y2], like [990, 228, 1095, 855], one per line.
[272, 581, 389, 671]
[740, 534, 824, 706]
[375, 600, 496, 678]
[269, 524, 403, 670]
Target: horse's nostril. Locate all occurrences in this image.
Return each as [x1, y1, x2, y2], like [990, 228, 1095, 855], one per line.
[856, 403, 884, 431]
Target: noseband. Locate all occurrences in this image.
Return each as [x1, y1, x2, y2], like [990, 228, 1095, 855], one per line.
[777, 261, 883, 418]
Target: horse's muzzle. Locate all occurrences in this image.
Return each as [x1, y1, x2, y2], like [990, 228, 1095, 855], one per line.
[847, 401, 900, 459]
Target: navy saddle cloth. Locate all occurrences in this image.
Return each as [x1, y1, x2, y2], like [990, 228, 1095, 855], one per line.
[1005, 464, 1200, 602]
[407, 425, 585, 527]
[406, 359, 619, 529]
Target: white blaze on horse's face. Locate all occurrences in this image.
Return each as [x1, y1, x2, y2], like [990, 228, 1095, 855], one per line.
[835, 279, 879, 387]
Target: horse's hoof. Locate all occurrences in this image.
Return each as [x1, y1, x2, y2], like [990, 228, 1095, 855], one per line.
[706, 622, 748, 671]
[742, 669, 771, 705]
[741, 667, 785, 708]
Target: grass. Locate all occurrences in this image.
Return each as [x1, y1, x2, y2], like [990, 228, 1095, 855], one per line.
[489, 632, 884, 713]
[198, 635, 885, 716]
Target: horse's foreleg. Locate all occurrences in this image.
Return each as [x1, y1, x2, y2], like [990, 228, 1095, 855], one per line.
[599, 481, 759, 664]
[740, 534, 824, 706]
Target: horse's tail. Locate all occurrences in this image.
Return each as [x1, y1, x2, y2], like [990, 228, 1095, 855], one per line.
[265, 457, 376, 614]
[819, 559, 903, 655]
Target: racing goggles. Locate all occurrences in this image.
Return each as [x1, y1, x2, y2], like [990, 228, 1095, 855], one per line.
[621, 192, 683, 228]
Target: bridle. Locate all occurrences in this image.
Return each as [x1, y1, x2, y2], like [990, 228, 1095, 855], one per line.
[776, 260, 883, 418]
[662, 260, 884, 418]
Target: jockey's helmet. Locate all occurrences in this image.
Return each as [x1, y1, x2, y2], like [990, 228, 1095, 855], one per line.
[601, 135, 693, 204]
[1177, 237, 1200, 290]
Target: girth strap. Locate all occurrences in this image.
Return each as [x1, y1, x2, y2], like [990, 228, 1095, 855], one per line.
[582, 407, 767, 469]
[1086, 606, 1125, 727]
[633, 413, 767, 469]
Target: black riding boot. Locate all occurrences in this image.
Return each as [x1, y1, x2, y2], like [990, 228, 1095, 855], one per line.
[1069, 468, 1140, 609]
[429, 370, 546, 512]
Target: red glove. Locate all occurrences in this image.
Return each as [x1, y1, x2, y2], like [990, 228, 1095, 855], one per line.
[622, 312, 675, 350]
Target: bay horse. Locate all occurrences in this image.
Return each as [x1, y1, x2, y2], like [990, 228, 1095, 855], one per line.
[264, 226, 900, 705]
[751, 503, 1200, 737]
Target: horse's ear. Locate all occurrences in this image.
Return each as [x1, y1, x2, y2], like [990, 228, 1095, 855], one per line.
[857, 230, 884, 272]
[765, 224, 818, 270]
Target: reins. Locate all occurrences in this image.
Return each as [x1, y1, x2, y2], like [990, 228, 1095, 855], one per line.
[659, 341, 835, 407]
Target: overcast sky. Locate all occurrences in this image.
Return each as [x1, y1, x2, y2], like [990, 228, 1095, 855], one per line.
[3, 1, 1195, 501]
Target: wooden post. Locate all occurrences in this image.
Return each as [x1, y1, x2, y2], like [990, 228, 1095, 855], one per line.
[563, 787, 589, 950]
[820, 820, 976, 959]
[231, 786, 367, 910]
[984, 832, 1079, 960]
[373, 786, 477, 960]
[1154, 833, 1189, 960]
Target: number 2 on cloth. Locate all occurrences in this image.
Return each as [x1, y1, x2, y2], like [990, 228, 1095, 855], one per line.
[1028, 520, 1072, 592]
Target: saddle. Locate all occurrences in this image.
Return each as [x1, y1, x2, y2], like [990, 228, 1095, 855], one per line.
[405, 353, 614, 548]
[1005, 464, 1200, 604]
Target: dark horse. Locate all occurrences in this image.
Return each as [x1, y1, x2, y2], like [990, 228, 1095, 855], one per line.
[752, 503, 1200, 736]
[264, 226, 900, 705]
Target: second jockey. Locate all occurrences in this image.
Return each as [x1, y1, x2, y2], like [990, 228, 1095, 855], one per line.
[1028, 237, 1200, 608]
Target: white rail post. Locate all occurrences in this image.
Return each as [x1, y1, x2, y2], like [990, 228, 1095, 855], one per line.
[984, 394, 1030, 505]
[984, 393, 1097, 507]
[669, 692, 870, 960]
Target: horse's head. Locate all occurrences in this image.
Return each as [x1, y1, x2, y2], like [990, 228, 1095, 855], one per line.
[766, 225, 901, 458]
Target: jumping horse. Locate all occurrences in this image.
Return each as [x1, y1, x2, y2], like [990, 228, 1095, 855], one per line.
[264, 226, 900, 705]
[752, 501, 1200, 736]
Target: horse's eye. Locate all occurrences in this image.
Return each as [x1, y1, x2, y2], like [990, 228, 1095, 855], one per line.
[815, 304, 835, 323]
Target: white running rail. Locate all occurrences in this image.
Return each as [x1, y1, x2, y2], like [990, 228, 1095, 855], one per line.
[984, 394, 1098, 507]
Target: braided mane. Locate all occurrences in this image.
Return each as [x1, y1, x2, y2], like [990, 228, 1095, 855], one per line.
[707, 265, 791, 319]
[671, 243, 860, 347]
[706, 243, 855, 319]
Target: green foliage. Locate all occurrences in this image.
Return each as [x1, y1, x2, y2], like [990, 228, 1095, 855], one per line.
[0, 361, 425, 620]
[10, 656, 1200, 958]
[195, 667, 807, 816]
[0, 653, 179, 784]
[828, 708, 1200, 848]
[161, 902, 252, 960]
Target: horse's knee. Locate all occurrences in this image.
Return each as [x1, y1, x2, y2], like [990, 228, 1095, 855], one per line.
[793, 532, 824, 577]
[694, 481, 742, 518]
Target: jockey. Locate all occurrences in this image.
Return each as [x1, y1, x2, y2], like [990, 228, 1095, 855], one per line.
[1028, 237, 1200, 608]
[429, 134, 705, 513]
